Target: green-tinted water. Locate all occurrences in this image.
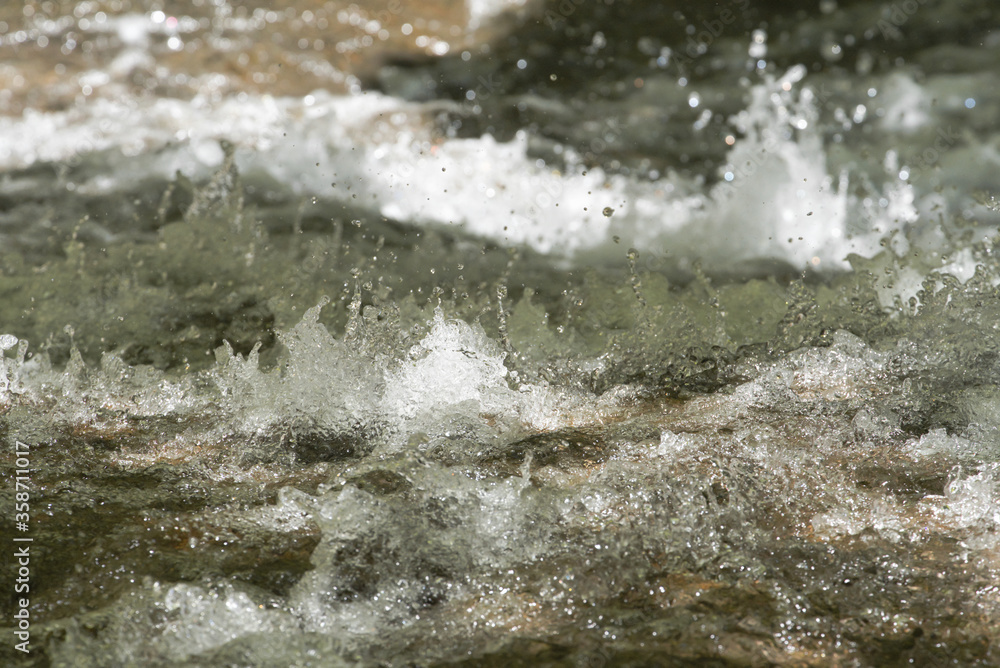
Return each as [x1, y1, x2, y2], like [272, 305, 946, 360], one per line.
[2, 0, 1000, 665]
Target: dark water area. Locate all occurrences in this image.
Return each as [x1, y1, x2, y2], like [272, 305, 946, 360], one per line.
[2, 0, 1000, 666]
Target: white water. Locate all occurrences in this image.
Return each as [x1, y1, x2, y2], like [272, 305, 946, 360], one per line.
[4, 1, 1000, 665]
[6, 52, 996, 273]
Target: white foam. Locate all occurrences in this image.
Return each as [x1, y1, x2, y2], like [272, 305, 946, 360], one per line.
[382, 308, 513, 421]
[0, 334, 26, 403]
[904, 428, 980, 460]
[0, 66, 948, 274]
[936, 247, 982, 284]
[733, 330, 889, 404]
[878, 72, 933, 132]
[936, 464, 1000, 532]
[157, 583, 296, 658]
[213, 298, 385, 440]
[465, 0, 531, 29]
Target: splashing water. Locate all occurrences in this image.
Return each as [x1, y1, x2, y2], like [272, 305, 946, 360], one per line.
[3, 1, 1000, 665]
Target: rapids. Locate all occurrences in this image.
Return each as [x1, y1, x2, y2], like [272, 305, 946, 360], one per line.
[2, 0, 1000, 665]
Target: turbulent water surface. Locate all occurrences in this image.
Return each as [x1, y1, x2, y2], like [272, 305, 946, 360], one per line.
[3, 0, 1000, 665]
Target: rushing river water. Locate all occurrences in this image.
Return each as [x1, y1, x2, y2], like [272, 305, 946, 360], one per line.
[3, 0, 1000, 665]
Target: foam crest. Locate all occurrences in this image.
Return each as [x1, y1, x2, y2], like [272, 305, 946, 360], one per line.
[213, 298, 386, 453]
[210, 299, 539, 458]
[0, 334, 27, 404]
[940, 464, 1000, 531]
[382, 307, 513, 421]
[0, 65, 936, 275]
[45, 581, 298, 666]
